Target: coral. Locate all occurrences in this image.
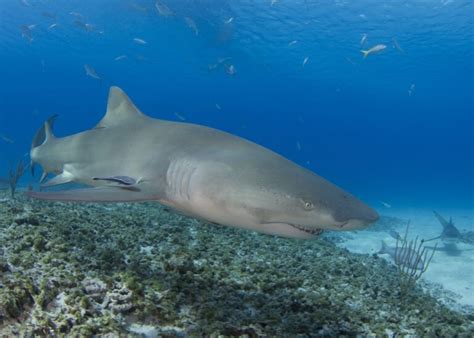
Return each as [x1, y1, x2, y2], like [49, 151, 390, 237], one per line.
[106, 286, 133, 314]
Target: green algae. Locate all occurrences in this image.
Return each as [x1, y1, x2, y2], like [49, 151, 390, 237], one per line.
[0, 192, 473, 336]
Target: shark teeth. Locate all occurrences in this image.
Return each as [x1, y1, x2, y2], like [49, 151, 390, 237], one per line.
[290, 224, 323, 236]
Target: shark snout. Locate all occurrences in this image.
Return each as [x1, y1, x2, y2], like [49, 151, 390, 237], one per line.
[338, 204, 379, 230]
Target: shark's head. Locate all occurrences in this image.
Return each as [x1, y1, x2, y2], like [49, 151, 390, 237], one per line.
[250, 171, 379, 238]
[196, 158, 379, 239]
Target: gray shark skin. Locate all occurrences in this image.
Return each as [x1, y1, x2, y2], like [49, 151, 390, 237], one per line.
[28, 86, 379, 239]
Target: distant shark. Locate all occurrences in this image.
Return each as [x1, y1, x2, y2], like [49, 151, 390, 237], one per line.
[28, 86, 379, 239]
[423, 211, 473, 256]
[426, 211, 463, 243]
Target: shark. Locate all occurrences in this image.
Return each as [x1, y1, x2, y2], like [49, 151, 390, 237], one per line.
[426, 211, 463, 243]
[28, 86, 379, 239]
[422, 211, 474, 256]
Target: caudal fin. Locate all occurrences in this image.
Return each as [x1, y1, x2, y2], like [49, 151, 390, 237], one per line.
[361, 50, 370, 58]
[378, 240, 388, 254]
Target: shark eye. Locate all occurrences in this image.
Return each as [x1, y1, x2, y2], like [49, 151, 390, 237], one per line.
[302, 200, 314, 210]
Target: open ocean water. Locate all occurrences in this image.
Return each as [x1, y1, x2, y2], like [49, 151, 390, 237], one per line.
[0, 0, 473, 336]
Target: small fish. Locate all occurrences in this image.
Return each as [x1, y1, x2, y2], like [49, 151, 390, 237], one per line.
[296, 141, 301, 151]
[218, 57, 232, 64]
[360, 33, 367, 47]
[408, 83, 415, 96]
[174, 112, 186, 121]
[133, 38, 147, 44]
[48, 23, 59, 30]
[20, 25, 34, 42]
[0, 134, 14, 144]
[20, 0, 31, 7]
[135, 55, 149, 62]
[302, 56, 309, 67]
[392, 37, 404, 53]
[130, 3, 147, 12]
[271, 0, 278, 6]
[184, 17, 199, 36]
[208, 63, 218, 71]
[224, 17, 234, 24]
[225, 64, 236, 75]
[42, 12, 56, 19]
[84, 64, 101, 80]
[208, 57, 232, 72]
[75, 21, 94, 32]
[288, 40, 298, 46]
[155, 1, 174, 17]
[215, 103, 222, 110]
[346, 57, 356, 65]
[69, 11, 83, 18]
[114, 55, 127, 61]
[380, 201, 392, 208]
[389, 230, 403, 242]
[361, 44, 386, 58]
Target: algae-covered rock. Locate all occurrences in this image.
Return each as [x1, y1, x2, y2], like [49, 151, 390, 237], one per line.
[0, 191, 472, 336]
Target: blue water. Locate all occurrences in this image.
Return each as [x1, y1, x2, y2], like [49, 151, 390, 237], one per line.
[0, 0, 472, 210]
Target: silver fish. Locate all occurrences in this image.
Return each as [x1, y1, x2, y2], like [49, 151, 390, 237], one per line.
[84, 64, 101, 80]
[361, 44, 386, 58]
[155, 1, 174, 17]
[184, 17, 199, 36]
[133, 38, 147, 45]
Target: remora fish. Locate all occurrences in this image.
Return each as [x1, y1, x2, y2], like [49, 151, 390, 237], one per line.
[28, 87, 379, 239]
[361, 44, 386, 58]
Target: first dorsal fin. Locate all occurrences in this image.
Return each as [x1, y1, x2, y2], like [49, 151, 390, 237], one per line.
[96, 86, 145, 128]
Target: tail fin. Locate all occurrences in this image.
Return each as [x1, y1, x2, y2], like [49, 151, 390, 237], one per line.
[378, 240, 388, 254]
[361, 50, 370, 58]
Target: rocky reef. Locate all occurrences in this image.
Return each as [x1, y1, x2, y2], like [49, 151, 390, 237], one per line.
[0, 191, 473, 336]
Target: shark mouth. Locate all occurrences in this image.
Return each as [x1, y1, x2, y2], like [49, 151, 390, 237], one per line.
[289, 224, 324, 236]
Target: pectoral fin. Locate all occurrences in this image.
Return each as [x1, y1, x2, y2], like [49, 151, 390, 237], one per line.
[41, 172, 74, 188]
[27, 187, 158, 202]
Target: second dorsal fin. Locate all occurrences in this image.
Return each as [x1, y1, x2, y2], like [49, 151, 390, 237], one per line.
[96, 86, 145, 128]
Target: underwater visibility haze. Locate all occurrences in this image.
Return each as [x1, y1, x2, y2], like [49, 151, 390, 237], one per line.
[0, 0, 473, 336]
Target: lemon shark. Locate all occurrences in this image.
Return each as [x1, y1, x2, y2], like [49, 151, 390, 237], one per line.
[28, 86, 379, 239]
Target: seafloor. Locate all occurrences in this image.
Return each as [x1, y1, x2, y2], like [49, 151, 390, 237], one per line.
[0, 191, 473, 337]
